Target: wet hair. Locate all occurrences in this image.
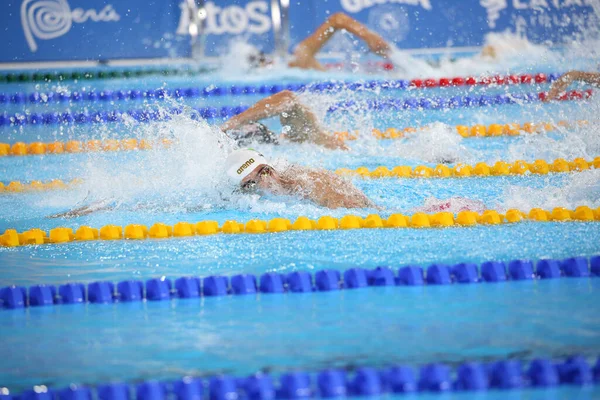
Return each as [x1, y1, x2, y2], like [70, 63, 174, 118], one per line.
[227, 122, 279, 146]
[247, 51, 272, 69]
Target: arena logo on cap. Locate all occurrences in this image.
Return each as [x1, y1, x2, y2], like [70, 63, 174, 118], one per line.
[21, 0, 120, 52]
[237, 158, 256, 175]
[340, 0, 433, 13]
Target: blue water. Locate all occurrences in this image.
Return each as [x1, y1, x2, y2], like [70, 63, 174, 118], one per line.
[1, 280, 599, 391]
[1, 223, 599, 287]
[1, 61, 599, 397]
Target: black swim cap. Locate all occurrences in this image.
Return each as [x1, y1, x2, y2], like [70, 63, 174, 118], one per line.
[227, 122, 279, 146]
[247, 51, 271, 69]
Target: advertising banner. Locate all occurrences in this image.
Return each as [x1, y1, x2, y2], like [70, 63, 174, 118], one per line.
[1, 0, 189, 62]
[1, 0, 598, 63]
[291, 0, 599, 51]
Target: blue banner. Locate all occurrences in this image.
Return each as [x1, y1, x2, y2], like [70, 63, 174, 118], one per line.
[200, 0, 276, 57]
[1, 0, 190, 62]
[290, 0, 599, 51]
[0, 0, 598, 63]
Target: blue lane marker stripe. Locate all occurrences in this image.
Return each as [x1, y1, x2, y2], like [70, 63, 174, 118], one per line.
[0, 72, 562, 106]
[3, 355, 598, 399]
[0, 89, 589, 127]
[1, 255, 598, 310]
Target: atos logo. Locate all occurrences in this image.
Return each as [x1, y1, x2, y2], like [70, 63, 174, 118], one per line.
[178, 1, 271, 36]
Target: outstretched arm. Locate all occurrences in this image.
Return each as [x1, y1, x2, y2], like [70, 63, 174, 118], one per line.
[545, 71, 600, 101]
[221, 90, 299, 131]
[47, 199, 115, 219]
[303, 168, 376, 209]
[221, 90, 347, 150]
[289, 12, 391, 71]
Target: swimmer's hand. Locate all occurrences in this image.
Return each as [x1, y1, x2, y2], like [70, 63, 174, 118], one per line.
[365, 33, 390, 57]
[314, 133, 350, 151]
[545, 71, 600, 101]
[545, 71, 575, 101]
[288, 52, 326, 71]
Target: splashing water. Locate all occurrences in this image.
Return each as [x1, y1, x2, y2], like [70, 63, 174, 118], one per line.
[388, 31, 561, 79]
[390, 122, 475, 164]
[39, 112, 237, 214]
[502, 169, 600, 212]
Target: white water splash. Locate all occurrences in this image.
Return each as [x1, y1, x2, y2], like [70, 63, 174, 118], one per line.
[501, 169, 600, 212]
[40, 111, 237, 212]
[389, 30, 560, 79]
[390, 122, 475, 164]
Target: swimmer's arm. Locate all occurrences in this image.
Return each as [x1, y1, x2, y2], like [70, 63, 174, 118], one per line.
[289, 12, 390, 70]
[221, 91, 298, 131]
[47, 199, 114, 219]
[307, 169, 376, 209]
[546, 71, 600, 101]
[221, 91, 347, 150]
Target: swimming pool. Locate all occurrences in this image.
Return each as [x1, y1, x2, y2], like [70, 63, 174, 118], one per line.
[1, 54, 600, 399]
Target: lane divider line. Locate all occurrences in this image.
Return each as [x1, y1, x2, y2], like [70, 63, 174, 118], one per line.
[1, 255, 598, 308]
[0, 66, 215, 84]
[0, 120, 590, 159]
[1, 206, 599, 247]
[336, 156, 600, 179]
[0, 179, 81, 193]
[1, 155, 597, 194]
[0, 72, 561, 101]
[328, 90, 592, 113]
[0, 90, 591, 128]
[0, 138, 172, 157]
[335, 119, 591, 140]
[1, 355, 597, 398]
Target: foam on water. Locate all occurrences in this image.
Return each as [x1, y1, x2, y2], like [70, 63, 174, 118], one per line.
[389, 122, 476, 164]
[386, 31, 560, 79]
[38, 111, 237, 214]
[502, 169, 600, 211]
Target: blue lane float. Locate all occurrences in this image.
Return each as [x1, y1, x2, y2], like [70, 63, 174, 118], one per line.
[1, 255, 598, 310]
[3, 355, 598, 400]
[0, 73, 562, 106]
[328, 89, 592, 114]
[0, 89, 591, 128]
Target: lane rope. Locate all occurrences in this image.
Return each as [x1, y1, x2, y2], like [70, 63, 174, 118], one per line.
[1, 255, 598, 307]
[0, 120, 591, 160]
[0, 179, 81, 193]
[0, 355, 597, 398]
[336, 119, 591, 140]
[0, 138, 172, 157]
[0, 66, 216, 84]
[0, 90, 591, 128]
[336, 156, 600, 179]
[0, 119, 590, 160]
[1, 155, 598, 194]
[328, 90, 592, 113]
[1, 205, 598, 247]
[0, 72, 560, 103]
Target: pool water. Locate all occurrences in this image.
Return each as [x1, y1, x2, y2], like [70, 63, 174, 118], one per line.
[2, 280, 600, 390]
[1, 49, 600, 398]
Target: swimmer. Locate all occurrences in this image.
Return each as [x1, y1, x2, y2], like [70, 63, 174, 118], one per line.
[49, 148, 375, 218]
[544, 71, 600, 101]
[226, 149, 375, 209]
[250, 12, 390, 71]
[222, 90, 347, 150]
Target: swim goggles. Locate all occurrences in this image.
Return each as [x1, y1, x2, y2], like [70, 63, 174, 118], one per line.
[240, 165, 274, 193]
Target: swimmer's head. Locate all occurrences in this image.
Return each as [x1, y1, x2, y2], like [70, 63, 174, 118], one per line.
[226, 122, 279, 146]
[248, 51, 273, 69]
[225, 148, 269, 185]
